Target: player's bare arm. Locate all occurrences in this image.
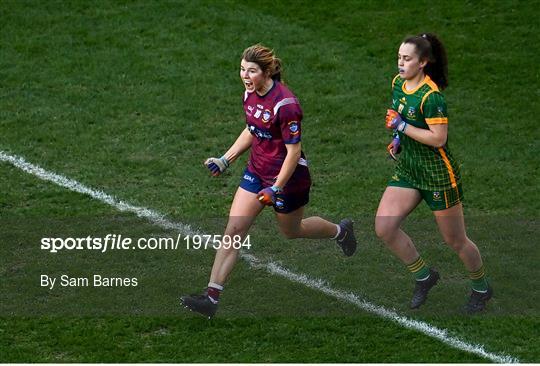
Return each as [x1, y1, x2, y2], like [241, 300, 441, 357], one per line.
[274, 142, 302, 189]
[223, 127, 253, 164]
[402, 123, 448, 148]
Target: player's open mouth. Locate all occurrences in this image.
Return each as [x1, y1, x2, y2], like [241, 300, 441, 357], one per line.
[244, 80, 254, 88]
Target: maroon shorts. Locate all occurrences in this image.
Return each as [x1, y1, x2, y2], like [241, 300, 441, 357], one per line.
[239, 166, 311, 213]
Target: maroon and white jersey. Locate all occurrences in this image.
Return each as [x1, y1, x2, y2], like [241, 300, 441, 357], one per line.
[243, 81, 308, 185]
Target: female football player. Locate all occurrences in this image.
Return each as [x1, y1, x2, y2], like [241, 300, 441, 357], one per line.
[181, 44, 357, 318]
[375, 33, 492, 313]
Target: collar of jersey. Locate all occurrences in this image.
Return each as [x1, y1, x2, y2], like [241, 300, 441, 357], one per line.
[255, 80, 276, 98]
[402, 75, 432, 95]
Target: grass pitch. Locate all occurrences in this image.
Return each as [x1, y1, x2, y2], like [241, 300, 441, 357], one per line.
[1, 0, 539, 362]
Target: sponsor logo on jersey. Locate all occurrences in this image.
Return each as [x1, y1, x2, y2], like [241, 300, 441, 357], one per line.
[407, 106, 416, 119]
[433, 191, 441, 201]
[254, 109, 262, 118]
[398, 104, 405, 114]
[262, 109, 272, 123]
[247, 105, 254, 112]
[436, 106, 444, 117]
[257, 104, 264, 109]
[248, 124, 272, 140]
[288, 121, 299, 135]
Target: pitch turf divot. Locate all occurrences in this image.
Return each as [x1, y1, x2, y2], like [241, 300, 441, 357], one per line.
[0, 150, 519, 363]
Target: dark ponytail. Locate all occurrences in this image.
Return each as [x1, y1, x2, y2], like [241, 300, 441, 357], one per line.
[403, 33, 448, 90]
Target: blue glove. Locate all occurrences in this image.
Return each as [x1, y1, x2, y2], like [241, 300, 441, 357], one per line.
[387, 134, 401, 161]
[205, 156, 229, 176]
[257, 185, 282, 206]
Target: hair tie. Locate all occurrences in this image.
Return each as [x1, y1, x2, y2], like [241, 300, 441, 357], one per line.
[422, 34, 427, 38]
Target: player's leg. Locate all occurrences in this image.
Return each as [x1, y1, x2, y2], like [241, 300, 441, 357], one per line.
[274, 192, 357, 256]
[375, 186, 422, 263]
[271, 165, 357, 255]
[434, 202, 482, 270]
[434, 202, 492, 313]
[275, 206, 333, 238]
[209, 187, 264, 284]
[181, 187, 263, 318]
[375, 186, 440, 309]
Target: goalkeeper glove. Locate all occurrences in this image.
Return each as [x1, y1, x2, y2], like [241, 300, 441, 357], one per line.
[205, 156, 229, 176]
[257, 185, 282, 206]
[386, 109, 408, 132]
[387, 134, 401, 161]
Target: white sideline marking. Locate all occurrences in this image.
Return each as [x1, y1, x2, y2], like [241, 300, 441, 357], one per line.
[243, 254, 518, 364]
[0, 150, 519, 364]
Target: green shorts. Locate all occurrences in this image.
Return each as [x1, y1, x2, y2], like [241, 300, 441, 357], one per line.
[388, 175, 463, 211]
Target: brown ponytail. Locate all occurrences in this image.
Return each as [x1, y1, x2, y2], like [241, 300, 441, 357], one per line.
[403, 33, 448, 90]
[242, 44, 283, 82]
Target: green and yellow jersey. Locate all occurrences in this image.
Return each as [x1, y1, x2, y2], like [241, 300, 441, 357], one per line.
[390, 74, 461, 192]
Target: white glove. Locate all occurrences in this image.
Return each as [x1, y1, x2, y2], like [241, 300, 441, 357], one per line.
[205, 156, 229, 176]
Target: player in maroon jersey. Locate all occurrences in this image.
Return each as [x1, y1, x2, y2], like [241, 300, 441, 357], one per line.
[180, 44, 358, 318]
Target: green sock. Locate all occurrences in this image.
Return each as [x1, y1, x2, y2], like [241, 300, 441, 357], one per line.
[407, 256, 430, 281]
[470, 265, 489, 292]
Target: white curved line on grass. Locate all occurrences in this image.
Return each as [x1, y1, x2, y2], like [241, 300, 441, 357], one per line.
[0, 150, 519, 364]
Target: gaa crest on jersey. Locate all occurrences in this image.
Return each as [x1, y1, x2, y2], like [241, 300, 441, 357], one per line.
[433, 191, 441, 201]
[407, 106, 416, 119]
[288, 121, 299, 135]
[262, 109, 272, 123]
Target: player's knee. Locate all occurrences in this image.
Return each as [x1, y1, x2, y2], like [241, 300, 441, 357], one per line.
[280, 227, 301, 239]
[375, 217, 396, 242]
[224, 221, 250, 238]
[442, 234, 467, 251]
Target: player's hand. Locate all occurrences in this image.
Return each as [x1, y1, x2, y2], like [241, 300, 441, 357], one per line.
[257, 186, 282, 206]
[385, 109, 402, 129]
[204, 156, 229, 176]
[385, 109, 407, 132]
[387, 135, 401, 161]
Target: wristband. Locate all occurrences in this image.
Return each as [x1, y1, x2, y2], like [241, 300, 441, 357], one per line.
[219, 156, 229, 168]
[397, 121, 407, 133]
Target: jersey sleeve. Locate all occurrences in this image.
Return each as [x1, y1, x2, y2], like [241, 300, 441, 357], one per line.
[422, 91, 448, 125]
[278, 102, 303, 144]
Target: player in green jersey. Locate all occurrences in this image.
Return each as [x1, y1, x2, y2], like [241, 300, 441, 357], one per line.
[375, 33, 492, 313]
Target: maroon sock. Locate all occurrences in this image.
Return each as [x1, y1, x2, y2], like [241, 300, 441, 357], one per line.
[206, 286, 221, 303]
